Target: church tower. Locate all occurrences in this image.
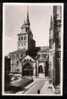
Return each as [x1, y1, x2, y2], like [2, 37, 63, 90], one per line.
[17, 7, 35, 50]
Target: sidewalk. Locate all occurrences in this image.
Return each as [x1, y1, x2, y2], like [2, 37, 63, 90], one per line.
[16, 77, 38, 94]
[16, 77, 45, 94]
[40, 78, 56, 95]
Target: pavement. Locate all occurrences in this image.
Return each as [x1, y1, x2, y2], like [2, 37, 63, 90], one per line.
[23, 77, 61, 95]
[5, 76, 61, 96]
[16, 77, 56, 95]
[23, 77, 45, 94]
[40, 77, 56, 95]
[23, 77, 56, 95]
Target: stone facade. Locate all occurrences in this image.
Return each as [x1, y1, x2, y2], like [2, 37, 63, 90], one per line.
[49, 6, 62, 87]
[37, 47, 49, 77]
[7, 9, 49, 78]
[17, 10, 35, 50]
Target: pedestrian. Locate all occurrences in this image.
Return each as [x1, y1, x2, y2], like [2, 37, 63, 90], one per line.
[48, 79, 55, 92]
[37, 89, 40, 94]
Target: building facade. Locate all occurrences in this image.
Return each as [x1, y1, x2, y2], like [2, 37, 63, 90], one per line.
[49, 6, 62, 87]
[5, 56, 11, 91]
[37, 47, 49, 78]
[7, 9, 49, 78]
[17, 10, 35, 50]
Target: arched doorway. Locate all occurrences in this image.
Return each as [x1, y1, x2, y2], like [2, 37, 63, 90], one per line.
[38, 65, 43, 73]
[22, 62, 33, 76]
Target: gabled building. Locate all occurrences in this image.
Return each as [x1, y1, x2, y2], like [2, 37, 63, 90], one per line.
[8, 9, 36, 77]
[6, 8, 49, 78]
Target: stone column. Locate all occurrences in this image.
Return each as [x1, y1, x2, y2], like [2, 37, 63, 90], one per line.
[44, 62, 45, 77]
[10, 59, 13, 73]
[19, 62, 22, 73]
[22, 62, 23, 77]
[36, 60, 39, 77]
[33, 63, 35, 76]
[33, 63, 36, 79]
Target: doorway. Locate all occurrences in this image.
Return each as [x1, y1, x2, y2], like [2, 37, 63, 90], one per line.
[22, 63, 33, 76]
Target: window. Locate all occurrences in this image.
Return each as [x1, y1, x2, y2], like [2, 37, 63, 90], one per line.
[19, 37, 20, 40]
[30, 59, 31, 62]
[24, 36, 26, 40]
[17, 61, 18, 65]
[21, 36, 23, 40]
[16, 69, 19, 72]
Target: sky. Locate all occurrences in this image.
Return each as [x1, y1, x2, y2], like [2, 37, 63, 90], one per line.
[3, 3, 53, 55]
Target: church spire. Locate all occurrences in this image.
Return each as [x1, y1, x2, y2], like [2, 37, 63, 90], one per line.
[26, 6, 30, 26]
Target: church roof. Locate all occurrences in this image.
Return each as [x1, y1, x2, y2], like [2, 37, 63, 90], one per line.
[9, 49, 26, 55]
[38, 46, 49, 52]
[22, 55, 35, 63]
